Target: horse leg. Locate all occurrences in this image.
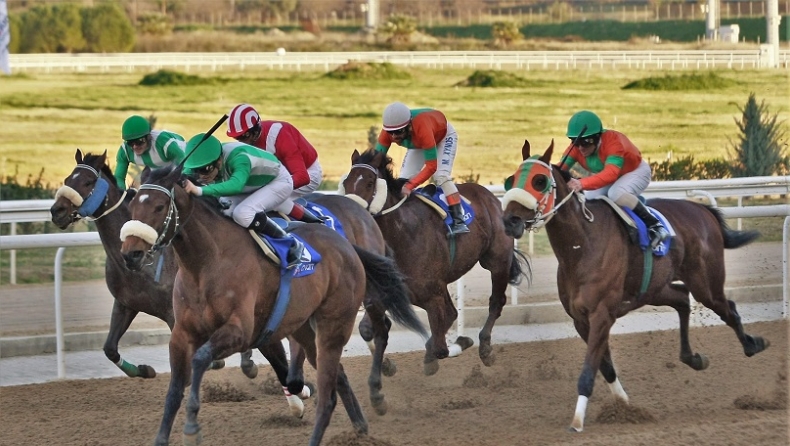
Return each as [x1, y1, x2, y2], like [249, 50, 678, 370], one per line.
[651, 283, 709, 370]
[684, 278, 770, 357]
[574, 319, 629, 403]
[104, 302, 157, 378]
[258, 341, 309, 418]
[360, 301, 394, 415]
[183, 325, 245, 446]
[422, 291, 456, 376]
[239, 349, 258, 378]
[569, 307, 616, 433]
[154, 332, 193, 446]
[359, 311, 397, 377]
[477, 266, 510, 367]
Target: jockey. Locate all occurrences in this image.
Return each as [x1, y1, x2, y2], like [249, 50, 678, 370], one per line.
[114, 115, 186, 189]
[374, 102, 470, 235]
[558, 110, 669, 248]
[226, 103, 325, 223]
[181, 133, 303, 268]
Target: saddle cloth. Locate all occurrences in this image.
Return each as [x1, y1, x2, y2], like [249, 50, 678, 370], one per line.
[248, 218, 321, 277]
[593, 197, 675, 256]
[413, 185, 475, 227]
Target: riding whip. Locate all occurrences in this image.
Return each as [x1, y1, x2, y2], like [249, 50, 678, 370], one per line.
[179, 114, 229, 169]
[558, 123, 587, 170]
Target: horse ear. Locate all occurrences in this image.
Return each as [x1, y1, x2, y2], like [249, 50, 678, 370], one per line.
[540, 139, 554, 164]
[351, 149, 360, 164]
[521, 140, 531, 161]
[98, 150, 107, 166]
[165, 164, 183, 187]
[75, 148, 83, 164]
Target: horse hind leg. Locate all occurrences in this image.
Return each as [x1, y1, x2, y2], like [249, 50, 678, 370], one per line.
[652, 283, 709, 370]
[359, 303, 394, 415]
[600, 347, 629, 403]
[477, 265, 510, 367]
[258, 340, 311, 419]
[105, 304, 157, 378]
[422, 291, 458, 376]
[725, 300, 770, 357]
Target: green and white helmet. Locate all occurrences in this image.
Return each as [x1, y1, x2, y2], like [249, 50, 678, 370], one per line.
[122, 115, 151, 140]
[184, 133, 222, 170]
[566, 110, 604, 139]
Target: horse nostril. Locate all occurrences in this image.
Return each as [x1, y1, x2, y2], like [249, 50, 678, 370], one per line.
[122, 251, 144, 270]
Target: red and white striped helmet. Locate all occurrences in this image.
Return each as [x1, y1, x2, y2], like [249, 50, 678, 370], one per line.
[227, 104, 260, 138]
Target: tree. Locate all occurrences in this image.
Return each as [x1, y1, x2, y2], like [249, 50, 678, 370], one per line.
[491, 21, 522, 47]
[81, 3, 136, 53]
[728, 93, 788, 177]
[378, 14, 416, 45]
[19, 4, 85, 53]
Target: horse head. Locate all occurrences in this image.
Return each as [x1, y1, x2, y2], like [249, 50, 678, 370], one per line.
[51, 149, 118, 229]
[120, 165, 185, 271]
[502, 139, 574, 238]
[340, 148, 402, 214]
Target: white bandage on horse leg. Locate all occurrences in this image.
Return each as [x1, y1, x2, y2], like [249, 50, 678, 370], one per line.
[607, 378, 629, 402]
[283, 386, 305, 418]
[448, 343, 463, 357]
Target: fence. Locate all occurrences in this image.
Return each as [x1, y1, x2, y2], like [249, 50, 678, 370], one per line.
[9, 49, 790, 73]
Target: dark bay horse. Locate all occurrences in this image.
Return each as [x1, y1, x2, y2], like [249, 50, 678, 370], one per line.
[120, 165, 420, 446]
[501, 139, 770, 432]
[341, 149, 530, 375]
[50, 150, 312, 417]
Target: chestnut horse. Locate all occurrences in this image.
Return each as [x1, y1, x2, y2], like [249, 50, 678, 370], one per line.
[50, 150, 312, 416]
[501, 139, 770, 432]
[341, 149, 530, 375]
[120, 165, 421, 446]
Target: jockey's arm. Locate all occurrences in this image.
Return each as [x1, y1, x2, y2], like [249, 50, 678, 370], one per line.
[579, 156, 624, 191]
[404, 147, 438, 191]
[374, 130, 393, 154]
[276, 133, 310, 189]
[114, 145, 130, 189]
[200, 156, 251, 197]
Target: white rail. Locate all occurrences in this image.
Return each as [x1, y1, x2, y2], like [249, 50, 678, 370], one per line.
[9, 50, 790, 73]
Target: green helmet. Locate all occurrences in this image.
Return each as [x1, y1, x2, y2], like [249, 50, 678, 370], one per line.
[183, 133, 222, 170]
[122, 115, 151, 140]
[566, 110, 604, 139]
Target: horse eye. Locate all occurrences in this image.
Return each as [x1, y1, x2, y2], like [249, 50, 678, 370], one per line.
[154, 204, 165, 213]
[532, 175, 548, 191]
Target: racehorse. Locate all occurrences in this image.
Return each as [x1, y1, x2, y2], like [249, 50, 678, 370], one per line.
[501, 139, 770, 432]
[50, 150, 312, 416]
[341, 148, 530, 375]
[120, 165, 421, 446]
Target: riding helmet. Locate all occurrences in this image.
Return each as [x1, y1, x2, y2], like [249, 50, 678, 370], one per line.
[382, 102, 412, 131]
[227, 104, 261, 138]
[122, 115, 151, 140]
[566, 110, 604, 139]
[184, 133, 222, 169]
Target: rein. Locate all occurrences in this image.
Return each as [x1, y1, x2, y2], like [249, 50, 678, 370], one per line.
[55, 164, 127, 222]
[517, 158, 594, 229]
[134, 183, 181, 265]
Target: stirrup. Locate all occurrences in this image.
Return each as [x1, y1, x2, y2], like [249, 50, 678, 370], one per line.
[285, 239, 304, 268]
[448, 222, 470, 236]
[648, 226, 669, 248]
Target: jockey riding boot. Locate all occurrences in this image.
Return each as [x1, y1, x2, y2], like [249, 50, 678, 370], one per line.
[248, 212, 303, 268]
[632, 201, 669, 248]
[448, 203, 470, 235]
[289, 203, 325, 224]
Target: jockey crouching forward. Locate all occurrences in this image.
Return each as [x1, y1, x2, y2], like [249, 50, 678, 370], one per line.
[226, 103, 325, 223]
[559, 110, 669, 248]
[182, 133, 303, 268]
[114, 115, 186, 189]
[376, 101, 469, 235]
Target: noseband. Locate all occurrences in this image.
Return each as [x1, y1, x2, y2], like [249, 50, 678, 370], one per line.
[119, 183, 180, 265]
[54, 164, 126, 222]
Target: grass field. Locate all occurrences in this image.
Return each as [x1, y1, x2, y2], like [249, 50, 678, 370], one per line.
[1, 67, 787, 187]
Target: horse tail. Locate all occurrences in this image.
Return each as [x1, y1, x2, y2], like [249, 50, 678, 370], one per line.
[509, 248, 532, 286]
[353, 246, 428, 339]
[706, 205, 761, 249]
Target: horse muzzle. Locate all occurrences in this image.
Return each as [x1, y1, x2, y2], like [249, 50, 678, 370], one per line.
[122, 250, 146, 272]
[50, 204, 77, 230]
[503, 215, 526, 239]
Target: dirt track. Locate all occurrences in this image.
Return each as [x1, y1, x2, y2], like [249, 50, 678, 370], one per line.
[0, 320, 786, 446]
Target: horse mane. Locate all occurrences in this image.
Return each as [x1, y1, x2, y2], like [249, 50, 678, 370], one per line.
[555, 165, 572, 183]
[82, 153, 115, 181]
[144, 165, 226, 217]
[357, 149, 407, 196]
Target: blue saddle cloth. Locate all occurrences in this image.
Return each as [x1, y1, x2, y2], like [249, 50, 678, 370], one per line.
[414, 185, 475, 227]
[622, 207, 672, 256]
[302, 201, 347, 239]
[260, 219, 322, 277]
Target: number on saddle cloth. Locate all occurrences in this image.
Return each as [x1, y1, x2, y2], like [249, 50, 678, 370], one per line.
[413, 185, 475, 227]
[301, 201, 347, 239]
[621, 206, 673, 256]
[250, 218, 323, 277]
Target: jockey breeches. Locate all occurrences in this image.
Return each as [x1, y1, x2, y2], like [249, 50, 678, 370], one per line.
[399, 122, 459, 195]
[583, 160, 651, 209]
[224, 168, 294, 227]
[291, 159, 323, 198]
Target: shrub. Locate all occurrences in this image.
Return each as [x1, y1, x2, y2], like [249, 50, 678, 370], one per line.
[0, 166, 56, 200]
[728, 93, 788, 177]
[136, 13, 173, 36]
[323, 62, 411, 81]
[622, 72, 737, 91]
[139, 69, 224, 86]
[491, 21, 522, 47]
[81, 3, 135, 53]
[19, 4, 85, 53]
[455, 70, 535, 88]
[378, 15, 417, 46]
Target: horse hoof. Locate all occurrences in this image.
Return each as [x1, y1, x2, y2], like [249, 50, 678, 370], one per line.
[241, 362, 258, 379]
[371, 395, 388, 416]
[138, 365, 157, 379]
[456, 336, 475, 350]
[182, 429, 202, 446]
[301, 382, 316, 400]
[567, 426, 583, 433]
[480, 352, 496, 367]
[209, 360, 225, 370]
[381, 358, 397, 377]
[423, 359, 439, 376]
[745, 336, 770, 357]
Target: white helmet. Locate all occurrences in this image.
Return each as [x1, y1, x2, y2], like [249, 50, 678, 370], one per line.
[382, 102, 411, 131]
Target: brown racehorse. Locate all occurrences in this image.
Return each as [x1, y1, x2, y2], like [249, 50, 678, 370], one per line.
[341, 149, 530, 375]
[50, 150, 313, 416]
[120, 165, 420, 446]
[501, 139, 770, 432]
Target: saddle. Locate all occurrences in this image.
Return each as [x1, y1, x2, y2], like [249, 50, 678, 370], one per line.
[593, 197, 674, 256]
[413, 184, 475, 228]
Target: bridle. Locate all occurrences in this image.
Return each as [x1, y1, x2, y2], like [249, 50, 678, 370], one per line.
[340, 163, 407, 216]
[54, 164, 127, 222]
[119, 183, 181, 266]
